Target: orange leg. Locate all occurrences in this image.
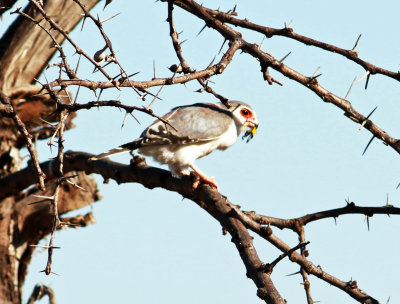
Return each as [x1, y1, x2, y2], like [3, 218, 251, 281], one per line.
[189, 163, 219, 191]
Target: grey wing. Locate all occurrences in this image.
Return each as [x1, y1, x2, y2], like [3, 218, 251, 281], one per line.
[141, 104, 233, 145]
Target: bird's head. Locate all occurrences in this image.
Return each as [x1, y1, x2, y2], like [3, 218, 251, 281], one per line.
[229, 101, 259, 142]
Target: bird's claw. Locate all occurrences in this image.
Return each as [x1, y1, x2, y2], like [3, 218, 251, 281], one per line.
[192, 175, 219, 191]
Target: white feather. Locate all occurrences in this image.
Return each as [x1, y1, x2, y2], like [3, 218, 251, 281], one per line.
[138, 121, 238, 174]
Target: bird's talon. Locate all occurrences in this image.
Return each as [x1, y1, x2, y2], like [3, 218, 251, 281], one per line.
[192, 180, 201, 189]
[191, 175, 219, 191]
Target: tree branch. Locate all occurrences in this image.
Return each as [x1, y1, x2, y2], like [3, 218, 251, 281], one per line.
[0, 151, 385, 303]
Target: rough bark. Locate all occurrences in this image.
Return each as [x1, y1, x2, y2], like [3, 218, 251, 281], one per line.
[0, 0, 97, 93]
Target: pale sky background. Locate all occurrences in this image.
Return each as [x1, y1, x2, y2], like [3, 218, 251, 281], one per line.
[2, 1, 400, 303]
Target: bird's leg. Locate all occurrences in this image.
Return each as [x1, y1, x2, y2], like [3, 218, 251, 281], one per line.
[170, 166, 191, 178]
[189, 163, 219, 191]
[178, 169, 191, 176]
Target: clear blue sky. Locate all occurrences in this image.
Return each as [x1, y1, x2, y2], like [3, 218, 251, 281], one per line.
[2, 1, 400, 303]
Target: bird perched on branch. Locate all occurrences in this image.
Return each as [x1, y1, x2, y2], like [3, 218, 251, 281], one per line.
[91, 101, 259, 190]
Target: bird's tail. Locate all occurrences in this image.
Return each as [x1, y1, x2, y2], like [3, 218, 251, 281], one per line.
[90, 147, 130, 160]
[90, 139, 143, 160]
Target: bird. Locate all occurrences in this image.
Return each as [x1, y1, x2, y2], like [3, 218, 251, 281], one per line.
[90, 101, 259, 190]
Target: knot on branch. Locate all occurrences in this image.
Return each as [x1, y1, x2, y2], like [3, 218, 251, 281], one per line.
[260, 63, 272, 84]
[216, 63, 227, 74]
[346, 280, 358, 289]
[307, 76, 319, 86]
[282, 26, 293, 34]
[236, 240, 253, 250]
[260, 226, 272, 237]
[61, 212, 96, 228]
[345, 201, 356, 208]
[129, 154, 147, 167]
[348, 49, 359, 58]
[261, 263, 273, 274]
[259, 62, 282, 86]
[256, 287, 268, 299]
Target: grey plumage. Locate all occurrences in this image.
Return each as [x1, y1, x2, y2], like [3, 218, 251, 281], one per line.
[92, 102, 242, 158]
[140, 103, 235, 144]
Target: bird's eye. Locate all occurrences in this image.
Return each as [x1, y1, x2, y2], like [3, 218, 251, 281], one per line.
[240, 109, 251, 117]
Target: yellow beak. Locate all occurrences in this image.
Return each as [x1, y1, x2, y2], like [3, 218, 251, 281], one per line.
[249, 124, 258, 137]
[242, 123, 258, 143]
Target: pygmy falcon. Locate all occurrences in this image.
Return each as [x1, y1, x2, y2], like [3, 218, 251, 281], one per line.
[91, 101, 259, 190]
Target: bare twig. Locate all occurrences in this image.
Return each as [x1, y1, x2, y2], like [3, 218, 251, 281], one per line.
[263, 241, 310, 274]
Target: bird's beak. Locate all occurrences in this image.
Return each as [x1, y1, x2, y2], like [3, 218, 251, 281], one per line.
[248, 121, 258, 136]
[242, 121, 259, 143]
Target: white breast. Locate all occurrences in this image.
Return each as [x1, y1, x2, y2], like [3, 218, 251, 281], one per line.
[138, 121, 239, 168]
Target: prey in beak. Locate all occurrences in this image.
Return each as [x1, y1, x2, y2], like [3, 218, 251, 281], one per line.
[242, 122, 258, 143]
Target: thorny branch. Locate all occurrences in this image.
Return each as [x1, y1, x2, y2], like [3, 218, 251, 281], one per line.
[167, 1, 192, 73]
[0, 91, 46, 190]
[167, 1, 230, 105]
[47, 59, 238, 90]
[195, 6, 400, 82]
[230, 201, 380, 304]
[295, 223, 313, 304]
[43, 109, 68, 275]
[262, 241, 310, 274]
[71, 0, 145, 98]
[55, 99, 179, 130]
[16, 0, 242, 101]
[3, 0, 399, 303]
[245, 203, 400, 231]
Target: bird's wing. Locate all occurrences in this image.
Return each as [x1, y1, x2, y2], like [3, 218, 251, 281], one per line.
[140, 103, 233, 146]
